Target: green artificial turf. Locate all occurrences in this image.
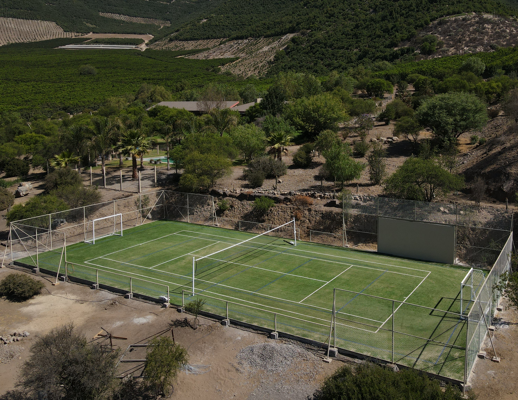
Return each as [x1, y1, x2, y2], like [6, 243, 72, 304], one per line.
[27, 220, 473, 381]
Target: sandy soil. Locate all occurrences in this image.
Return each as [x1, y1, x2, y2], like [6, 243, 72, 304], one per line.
[470, 299, 518, 399]
[0, 268, 339, 399]
[83, 33, 154, 44]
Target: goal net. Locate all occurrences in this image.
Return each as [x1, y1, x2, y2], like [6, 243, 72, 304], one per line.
[460, 267, 485, 317]
[191, 219, 297, 295]
[85, 214, 123, 244]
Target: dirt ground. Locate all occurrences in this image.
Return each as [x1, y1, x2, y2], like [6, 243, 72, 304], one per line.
[0, 268, 339, 399]
[469, 299, 518, 399]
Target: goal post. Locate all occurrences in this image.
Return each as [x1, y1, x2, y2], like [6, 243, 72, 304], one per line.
[85, 213, 123, 244]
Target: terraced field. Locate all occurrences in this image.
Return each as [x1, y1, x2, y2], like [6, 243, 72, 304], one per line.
[0, 17, 81, 47]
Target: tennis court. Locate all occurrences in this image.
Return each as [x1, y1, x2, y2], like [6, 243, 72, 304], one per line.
[25, 220, 472, 380]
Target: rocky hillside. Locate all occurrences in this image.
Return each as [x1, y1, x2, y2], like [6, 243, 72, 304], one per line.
[399, 13, 518, 60]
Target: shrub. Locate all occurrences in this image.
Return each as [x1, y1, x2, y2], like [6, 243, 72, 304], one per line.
[253, 197, 275, 213]
[479, 137, 487, 145]
[79, 65, 98, 76]
[3, 158, 30, 178]
[470, 135, 479, 145]
[0, 178, 21, 188]
[0, 187, 14, 211]
[217, 199, 230, 212]
[488, 108, 500, 119]
[6, 195, 68, 224]
[292, 195, 314, 207]
[354, 140, 371, 157]
[45, 167, 82, 192]
[185, 298, 205, 324]
[245, 169, 265, 188]
[292, 143, 315, 168]
[0, 274, 44, 301]
[293, 209, 303, 221]
[52, 185, 101, 208]
[244, 156, 287, 187]
[316, 363, 468, 400]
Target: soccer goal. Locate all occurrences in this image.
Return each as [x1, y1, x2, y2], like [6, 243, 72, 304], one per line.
[191, 219, 297, 295]
[85, 214, 123, 244]
[460, 267, 485, 317]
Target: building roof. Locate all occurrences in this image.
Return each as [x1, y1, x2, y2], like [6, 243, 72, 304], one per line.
[233, 102, 257, 113]
[156, 101, 240, 113]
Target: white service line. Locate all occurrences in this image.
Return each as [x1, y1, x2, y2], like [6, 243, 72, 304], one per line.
[375, 271, 432, 333]
[175, 232, 427, 279]
[150, 241, 221, 269]
[298, 265, 353, 303]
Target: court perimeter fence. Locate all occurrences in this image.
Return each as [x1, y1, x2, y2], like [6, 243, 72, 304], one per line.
[3, 189, 514, 385]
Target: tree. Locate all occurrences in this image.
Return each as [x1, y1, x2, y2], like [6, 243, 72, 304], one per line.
[18, 324, 119, 400]
[365, 79, 393, 97]
[323, 143, 364, 189]
[316, 363, 468, 400]
[88, 117, 120, 186]
[153, 107, 191, 170]
[2, 159, 30, 178]
[384, 158, 464, 202]
[394, 116, 422, 147]
[63, 125, 90, 172]
[378, 99, 413, 123]
[7, 195, 69, 224]
[315, 129, 341, 155]
[119, 129, 151, 180]
[415, 93, 488, 147]
[45, 167, 82, 192]
[503, 89, 518, 123]
[292, 143, 314, 168]
[354, 114, 374, 140]
[244, 156, 287, 188]
[367, 143, 386, 185]
[208, 108, 239, 137]
[284, 93, 347, 139]
[262, 116, 298, 160]
[180, 151, 232, 192]
[144, 336, 188, 399]
[0, 187, 14, 211]
[460, 57, 486, 76]
[50, 151, 80, 169]
[229, 124, 267, 162]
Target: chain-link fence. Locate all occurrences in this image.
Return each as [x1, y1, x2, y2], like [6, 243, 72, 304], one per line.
[465, 233, 513, 385]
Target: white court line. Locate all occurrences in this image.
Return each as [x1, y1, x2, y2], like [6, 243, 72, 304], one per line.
[83, 258, 384, 324]
[299, 266, 353, 303]
[375, 271, 432, 333]
[150, 241, 220, 269]
[181, 229, 434, 274]
[174, 232, 427, 279]
[199, 257, 328, 283]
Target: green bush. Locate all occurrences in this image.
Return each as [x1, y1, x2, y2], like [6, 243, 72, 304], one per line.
[6, 195, 69, 224]
[79, 65, 98, 76]
[3, 158, 30, 178]
[253, 196, 275, 213]
[0, 187, 15, 211]
[246, 169, 266, 188]
[292, 143, 314, 168]
[0, 178, 21, 188]
[217, 199, 230, 212]
[0, 274, 45, 301]
[470, 135, 479, 145]
[45, 167, 82, 192]
[244, 156, 287, 187]
[52, 185, 101, 208]
[316, 363, 469, 400]
[479, 137, 487, 145]
[353, 141, 371, 157]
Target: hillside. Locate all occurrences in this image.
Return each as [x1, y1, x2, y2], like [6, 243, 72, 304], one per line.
[0, 0, 223, 34]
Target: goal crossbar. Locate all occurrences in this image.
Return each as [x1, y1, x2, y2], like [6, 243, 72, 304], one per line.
[85, 213, 123, 245]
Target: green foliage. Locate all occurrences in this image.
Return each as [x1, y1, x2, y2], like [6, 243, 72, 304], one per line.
[217, 199, 230, 212]
[316, 363, 468, 400]
[253, 196, 275, 213]
[244, 156, 287, 187]
[394, 116, 422, 146]
[144, 336, 188, 398]
[0, 274, 44, 301]
[284, 93, 347, 139]
[315, 130, 341, 154]
[479, 137, 487, 145]
[367, 143, 387, 185]
[415, 92, 488, 146]
[0, 178, 21, 188]
[230, 124, 266, 162]
[6, 195, 69, 224]
[0, 187, 15, 211]
[185, 298, 206, 320]
[470, 135, 480, 145]
[379, 99, 414, 122]
[384, 157, 464, 202]
[18, 324, 119, 400]
[79, 65, 98, 76]
[460, 57, 486, 76]
[365, 79, 394, 97]
[2, 158, 30, 178]
[353, 140, 371, 157]
[420, 34, 440, 55]
[52, 185, 102, 208]
[323, 143, 365, 188]
[45, 167, 82, 192]
[292, 143, 314, 168]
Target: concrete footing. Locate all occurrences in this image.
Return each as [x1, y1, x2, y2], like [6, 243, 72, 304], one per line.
[125, 293, 133, 299]
[91, 284, 99, 290]
[162, 303, 170, 308]
[221, 319, 230, 327]
[477, 351, 486, 359]
[270, 331, 279, 339]
[328, 347, 338, 358]
[32, 268, 39, 274]
[177, 306, 184, 313]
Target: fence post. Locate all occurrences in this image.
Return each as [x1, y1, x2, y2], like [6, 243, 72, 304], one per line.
[96, 269, 99, 287]
[167, 286, 169, 301]
[49, 215, 53, 250]
[103, 166, 106, 188]
[154, 165, 157, 187]
[130, 277, 133, 295]
[139, 194, 142, 225]
[274, 313, 277, 332]
[182, 290, 185, 307]
[187, 194, 190, 223]
[392, 300, 395, 363]
[35, 228, 39, 269]
[120, 169, 123, 191]
[464, 313, 469, 391]
[226, 302, 229, 320]
[83, 206, 86, 242]
[138, 171, 141, 194]
[90, 166, 92, 186]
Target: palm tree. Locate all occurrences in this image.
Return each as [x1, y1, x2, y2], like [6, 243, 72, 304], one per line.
[88, 117, 120, 186]
[50, 151, 80, 169]
[119, 129, 151, 180]
[208, 108, 238, 137]
[63, 125, 89, 172]
[267, 131, 293, 161]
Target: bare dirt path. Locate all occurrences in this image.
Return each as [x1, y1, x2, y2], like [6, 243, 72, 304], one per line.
[0, 268, 338, 399]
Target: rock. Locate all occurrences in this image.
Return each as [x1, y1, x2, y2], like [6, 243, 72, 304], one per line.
[277, 179, 282, 183]
[392, 136, 399, 142]
[324, 200, 340, 208]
